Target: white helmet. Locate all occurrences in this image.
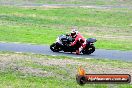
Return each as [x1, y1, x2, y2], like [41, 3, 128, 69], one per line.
[71, 29, 78, 38]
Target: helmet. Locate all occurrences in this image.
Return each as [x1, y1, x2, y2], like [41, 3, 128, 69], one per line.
[71, 29, 78, 38]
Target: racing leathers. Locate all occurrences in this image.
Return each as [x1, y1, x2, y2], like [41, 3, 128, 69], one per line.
[70, 33, 86, 54]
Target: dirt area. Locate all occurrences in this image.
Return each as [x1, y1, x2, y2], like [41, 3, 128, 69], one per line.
[0, 53, 132, 82]
[0, 0, 132, 9]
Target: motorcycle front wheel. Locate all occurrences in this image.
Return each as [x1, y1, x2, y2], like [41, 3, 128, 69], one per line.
[50, 43, 62, 52]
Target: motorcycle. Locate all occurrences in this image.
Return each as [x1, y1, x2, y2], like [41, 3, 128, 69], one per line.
[50, 35, 97, 55]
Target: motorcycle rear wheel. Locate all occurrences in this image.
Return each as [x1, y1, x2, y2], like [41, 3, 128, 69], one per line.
[82, 45, 95, 55]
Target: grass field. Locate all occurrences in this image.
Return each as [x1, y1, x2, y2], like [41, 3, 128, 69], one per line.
[0, 1, 132, 88]
[0, 6, 132, 50]
[1, 0, 132, 6]
[0, 51, 132, 88]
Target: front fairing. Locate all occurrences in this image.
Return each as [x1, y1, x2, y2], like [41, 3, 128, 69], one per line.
[56, 37, 62, 44]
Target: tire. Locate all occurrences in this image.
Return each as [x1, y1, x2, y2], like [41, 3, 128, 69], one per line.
[50, 43, 62, 52]
[82, 45, 95, 55]
[90, 46, 95, 53]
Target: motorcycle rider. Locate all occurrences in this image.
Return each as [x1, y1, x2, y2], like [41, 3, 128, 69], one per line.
[69, 28, 86, 55]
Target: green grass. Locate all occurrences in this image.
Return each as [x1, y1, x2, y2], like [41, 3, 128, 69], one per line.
[0, 6, 132, 50]
[0, 72, 111, 88]
[0, 52, 132, 88]
[96, 39, 132, 50]
[0, 72, 75, 88]
[0, 7, 131, 28]
[0, 71, 131, 88]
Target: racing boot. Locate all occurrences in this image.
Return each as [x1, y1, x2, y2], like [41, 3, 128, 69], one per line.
[76, 49, 80, 55]
[79, 46, 83, 53]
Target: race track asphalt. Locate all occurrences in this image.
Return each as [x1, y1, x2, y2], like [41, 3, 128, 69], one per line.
[0, 42, 132, 62]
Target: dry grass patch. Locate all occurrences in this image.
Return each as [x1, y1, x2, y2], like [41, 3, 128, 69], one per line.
[0, 52, 132, 81]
